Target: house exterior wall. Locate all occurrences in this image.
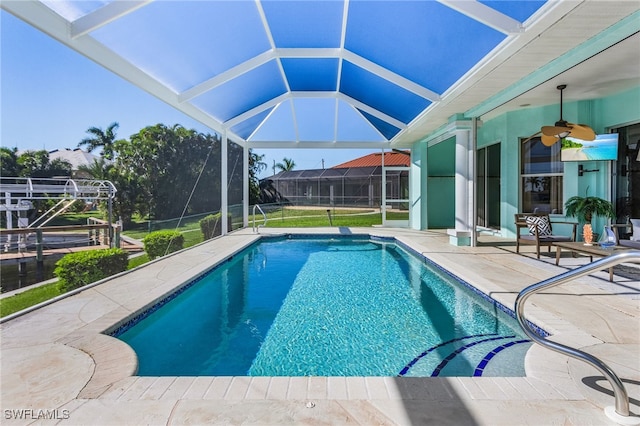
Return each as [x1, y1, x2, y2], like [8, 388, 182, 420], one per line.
[426, 137, 456, 229]
[410, 86, 640, 239]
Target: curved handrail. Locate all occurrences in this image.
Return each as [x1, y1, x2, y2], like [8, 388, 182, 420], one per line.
[515, 250, 640, 419]
[252, 204, 267, 234]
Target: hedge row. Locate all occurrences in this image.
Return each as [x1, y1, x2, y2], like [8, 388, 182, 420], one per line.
[142, 230, 184, 260]
[199, 213, 232, 240]
[54, 248, 128, 292]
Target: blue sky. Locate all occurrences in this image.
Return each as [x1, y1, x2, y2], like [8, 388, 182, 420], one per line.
[0, 10, 377, 178]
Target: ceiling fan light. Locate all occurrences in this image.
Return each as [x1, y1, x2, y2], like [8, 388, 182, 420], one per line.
[557, 131, 570, 138]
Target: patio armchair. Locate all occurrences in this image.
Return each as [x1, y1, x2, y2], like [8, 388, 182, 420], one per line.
[612, 220, 640, 249]
[515, 213, 577, 259]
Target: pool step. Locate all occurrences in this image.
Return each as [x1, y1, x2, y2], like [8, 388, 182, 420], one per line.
[398, 334, 532, 377]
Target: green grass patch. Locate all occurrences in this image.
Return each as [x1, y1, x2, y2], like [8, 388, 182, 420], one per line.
[0, 208, 404, 317]
[45, 212, 101, 227]
[0, 253, 156, 317]
[265, 211, 383, 227]
[128, 254, 149, 269]
[0, 282, 62, 318]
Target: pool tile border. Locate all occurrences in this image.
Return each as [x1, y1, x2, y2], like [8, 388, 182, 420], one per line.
[393, 239, 549, 338]
[106, 232, 547, 364]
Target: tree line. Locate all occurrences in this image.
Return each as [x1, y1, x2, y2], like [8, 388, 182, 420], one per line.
[1, 122, 268, 227]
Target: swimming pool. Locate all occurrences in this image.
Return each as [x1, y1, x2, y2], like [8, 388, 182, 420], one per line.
[114, 235, 535, 377]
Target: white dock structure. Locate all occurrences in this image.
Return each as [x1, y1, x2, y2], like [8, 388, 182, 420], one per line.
[1, 177, 117, 251]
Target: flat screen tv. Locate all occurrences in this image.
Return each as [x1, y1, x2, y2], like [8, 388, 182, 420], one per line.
[561, 133, 619, 161]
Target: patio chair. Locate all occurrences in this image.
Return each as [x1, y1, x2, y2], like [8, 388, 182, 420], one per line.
[515, 213, 577, 259]
[612, 219, 640, 249]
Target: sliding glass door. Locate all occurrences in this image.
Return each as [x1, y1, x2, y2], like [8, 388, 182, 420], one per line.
[477, 143, 501, 229]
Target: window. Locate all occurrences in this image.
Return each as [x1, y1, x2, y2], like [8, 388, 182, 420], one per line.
[521, 137, 564, 214]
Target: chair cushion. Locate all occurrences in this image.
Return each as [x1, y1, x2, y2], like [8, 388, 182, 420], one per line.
[526, 216, 552, 236]
[630, 218, 640, 241]
[539, 235, 572, 242]
[620, 239, 640, 249]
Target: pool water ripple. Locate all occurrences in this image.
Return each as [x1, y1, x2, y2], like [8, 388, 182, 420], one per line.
[116, 237, 532, 376]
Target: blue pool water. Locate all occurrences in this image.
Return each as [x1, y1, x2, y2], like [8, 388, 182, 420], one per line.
[115, 236, 534, 377]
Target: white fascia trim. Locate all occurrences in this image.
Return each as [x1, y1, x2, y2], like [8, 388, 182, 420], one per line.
[442, 1, 579, 101]
[391, 0, 578, 146]
[179, 50, 276, 102]
[70, 0, 152, 39]
[342, 50, 441, 102]
[226, 90, 405, 133]
[229, 92, 341, 132]
[438, 0, 524, 35]
[224, 92, 289, 129]
[179, 48, 340, 104]
[350, 105, 389, 142]
[247, 100, 281, 141]
[1, 0, 239, 142]
[333, 98, 340, 142]
[424, 120, 478, 147]
[246, 141, 391, 149]
[276, 47, 342, 58]
[337, 93, 407, 130]
[466, 8, 640, 118]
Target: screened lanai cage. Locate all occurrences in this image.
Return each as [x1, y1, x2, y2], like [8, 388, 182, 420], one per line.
[261, 166, 409, 209]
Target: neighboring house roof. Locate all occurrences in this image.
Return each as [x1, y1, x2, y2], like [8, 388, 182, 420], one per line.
[262, 150, 410, 181]
[48, 148, 100, 170]
[333, 150, 410, 169]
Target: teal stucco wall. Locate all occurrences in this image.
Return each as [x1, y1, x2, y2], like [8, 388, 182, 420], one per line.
[426, 137, 456, 228]
[408, 86, 640, 236]
[477, 86, 640, 238]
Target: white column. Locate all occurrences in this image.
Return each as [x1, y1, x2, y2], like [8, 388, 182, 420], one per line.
[243, 144, 249, 228]
[447, 129, 472, 246]
[410, 143, 425, 230]
[455, 129, 471, 231]
[381, 148, 386, 223]
[221, 131, 228, 235]
[470, 117, 478, 247]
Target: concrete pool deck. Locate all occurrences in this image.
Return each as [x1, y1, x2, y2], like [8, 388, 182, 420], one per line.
[1, 227, 638, 425]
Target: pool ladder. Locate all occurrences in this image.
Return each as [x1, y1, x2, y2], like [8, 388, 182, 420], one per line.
[515, 251, 640, 424]
[252, 204, 267, 234]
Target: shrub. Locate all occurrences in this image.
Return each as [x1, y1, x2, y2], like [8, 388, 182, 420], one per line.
[199, 214, 220, 240]
[142, 230, 184, 260]
[199, 213, 232, 240]
[55, 248, 128, 292]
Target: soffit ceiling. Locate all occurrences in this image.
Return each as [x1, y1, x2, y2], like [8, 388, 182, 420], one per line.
[3, 1, 639, 149]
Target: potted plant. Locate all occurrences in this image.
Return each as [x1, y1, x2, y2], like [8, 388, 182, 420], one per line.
[564, 191, 615, 245]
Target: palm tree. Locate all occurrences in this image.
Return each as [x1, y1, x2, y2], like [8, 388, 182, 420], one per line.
[275, 157, 296, 172]
[76, 158, 113, 180]
[78, 122, 119, 160]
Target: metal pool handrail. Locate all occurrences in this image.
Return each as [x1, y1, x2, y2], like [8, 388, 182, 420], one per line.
[252, 204, 267, 233]
[515, 251, 640, 422]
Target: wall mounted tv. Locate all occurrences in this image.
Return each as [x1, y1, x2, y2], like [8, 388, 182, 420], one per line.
[561, 133, 619, 161]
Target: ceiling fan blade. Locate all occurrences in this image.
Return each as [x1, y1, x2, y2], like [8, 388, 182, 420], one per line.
[542, 125, 571, 136]
[541, 134, 559, 147]
[567, 123, 596, 141]
[521, 131, 541, 144]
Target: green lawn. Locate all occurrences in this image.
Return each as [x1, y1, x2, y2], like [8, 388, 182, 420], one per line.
[1, 207, 403, 317]
[0, 282, 62, 318]
[45, 212, 101, 227]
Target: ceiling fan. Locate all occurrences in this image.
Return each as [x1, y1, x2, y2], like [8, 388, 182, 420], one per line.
[524, 84, 596, 146]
